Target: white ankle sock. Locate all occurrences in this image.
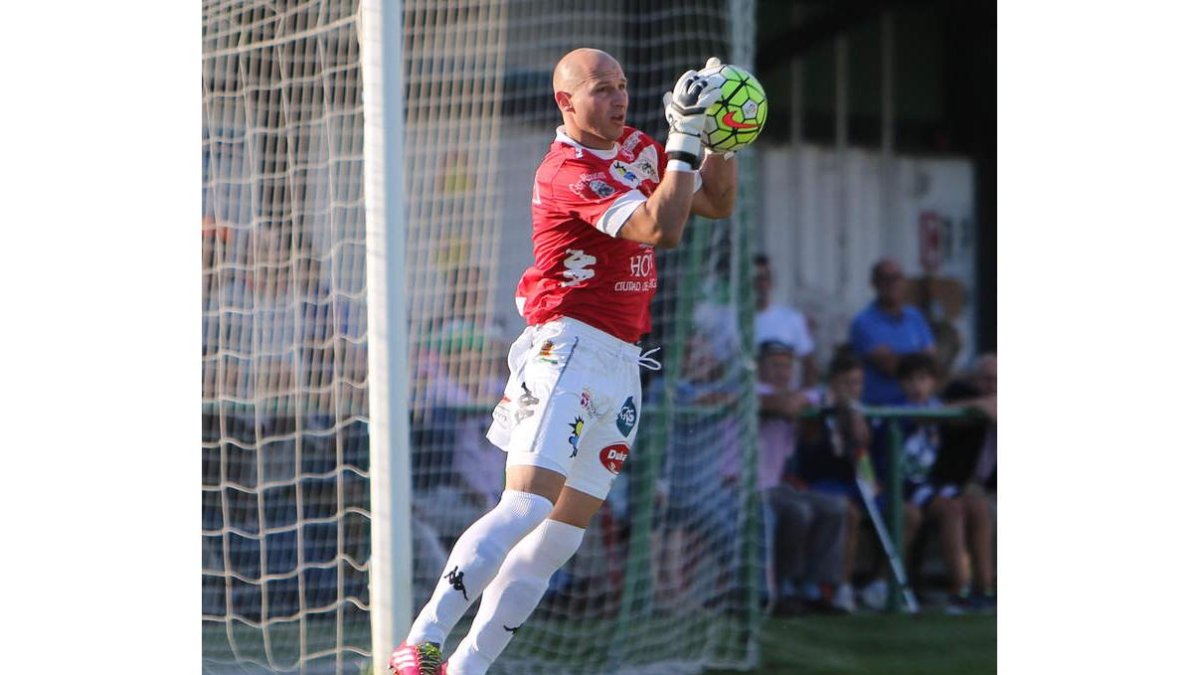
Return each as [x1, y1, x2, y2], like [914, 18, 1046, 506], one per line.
[446, 520, 585, 675]
[406, 490, 553, 646]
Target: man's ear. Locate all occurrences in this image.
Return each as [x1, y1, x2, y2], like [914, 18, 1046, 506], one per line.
[554, 90, 572, 113]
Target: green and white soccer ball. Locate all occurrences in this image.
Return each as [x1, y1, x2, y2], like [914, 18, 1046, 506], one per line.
[700, 64, 768, 153]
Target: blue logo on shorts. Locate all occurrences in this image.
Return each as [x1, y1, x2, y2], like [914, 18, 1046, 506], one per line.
[616, 396, 637, 437]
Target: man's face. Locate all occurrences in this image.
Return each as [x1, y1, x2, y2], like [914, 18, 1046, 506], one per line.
[560, 62, 628, 147]
[830, 368, 864, 404]
[759, 352, 795, 388]
[901, 371, 936, 404]
[872, 261, 905, 306]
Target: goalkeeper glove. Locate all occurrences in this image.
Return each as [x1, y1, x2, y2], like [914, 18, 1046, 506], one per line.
[663, 67, 723, 170]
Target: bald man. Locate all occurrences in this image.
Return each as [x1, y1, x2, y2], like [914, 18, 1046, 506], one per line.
[390, 49, 739, 675]
[849, 258, 937, 405]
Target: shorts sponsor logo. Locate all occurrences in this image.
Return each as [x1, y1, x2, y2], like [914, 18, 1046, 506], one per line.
[600, 443, 629, 474]
[492, 383, 540, 431]
[536, 340, 557, 364]
[580, 388, 599, 418]
[516, 383, 539, 423]
[567, 417, 585, 458]
[616, 396, 637, 437]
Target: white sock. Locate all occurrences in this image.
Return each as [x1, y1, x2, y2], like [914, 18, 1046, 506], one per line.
[446, 520, 585, 675]
[406, 490, 553, 646]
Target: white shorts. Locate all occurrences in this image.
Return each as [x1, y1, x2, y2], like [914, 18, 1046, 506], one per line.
[487, 318, 643, 500]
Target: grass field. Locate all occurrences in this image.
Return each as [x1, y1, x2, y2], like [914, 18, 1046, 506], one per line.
[707, 613, 997, 675]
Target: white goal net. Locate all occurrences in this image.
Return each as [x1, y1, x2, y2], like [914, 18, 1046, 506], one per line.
[202, 1, 762, 673]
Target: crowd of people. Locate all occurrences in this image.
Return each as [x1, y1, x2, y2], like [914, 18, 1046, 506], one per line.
[751, 253, 997, 615]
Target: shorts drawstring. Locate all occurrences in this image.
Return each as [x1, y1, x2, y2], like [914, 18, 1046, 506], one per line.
[638, 346, 663, 371]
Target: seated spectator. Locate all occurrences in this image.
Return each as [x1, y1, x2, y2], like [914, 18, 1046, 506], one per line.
[934, 353, 998, 607]
[895, 353, 995, 613]
[754, 254, 819, 387]
[795, 347, 893, 611]
[755, 341, 849, 614]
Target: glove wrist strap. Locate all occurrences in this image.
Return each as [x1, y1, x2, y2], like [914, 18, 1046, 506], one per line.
[666, 132, 702, 170]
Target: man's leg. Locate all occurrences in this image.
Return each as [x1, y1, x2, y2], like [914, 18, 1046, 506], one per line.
[799, 490, 848, 590]
[766, 486, 814, 590]
[445, 487, 604, 675]
[405, 466, 563, 647]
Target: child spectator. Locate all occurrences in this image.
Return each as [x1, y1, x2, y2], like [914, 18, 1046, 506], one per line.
[896, 352, 994, 613]
[795, 347, 893, 611]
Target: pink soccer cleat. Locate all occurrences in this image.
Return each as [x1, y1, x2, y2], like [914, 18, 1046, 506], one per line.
[389, 641, 445, 675]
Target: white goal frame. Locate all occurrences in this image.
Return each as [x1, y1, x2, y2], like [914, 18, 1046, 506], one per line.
[360, 1, 413, 673]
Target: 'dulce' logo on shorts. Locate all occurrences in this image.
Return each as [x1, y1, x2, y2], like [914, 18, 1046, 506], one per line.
[616, 396, 637, 437]
[600, 443, 629, 474]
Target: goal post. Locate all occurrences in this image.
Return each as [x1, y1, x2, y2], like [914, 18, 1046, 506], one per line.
[360, 1, 413, 673]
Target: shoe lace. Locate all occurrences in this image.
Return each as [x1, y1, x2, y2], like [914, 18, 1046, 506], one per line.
[638, 346, 662, 371]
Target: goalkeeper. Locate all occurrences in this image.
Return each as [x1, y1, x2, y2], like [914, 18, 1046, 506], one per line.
[391, 48, 739, 675]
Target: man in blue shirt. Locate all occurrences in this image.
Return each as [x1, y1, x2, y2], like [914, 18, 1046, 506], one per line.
[849, 258, 937, 405]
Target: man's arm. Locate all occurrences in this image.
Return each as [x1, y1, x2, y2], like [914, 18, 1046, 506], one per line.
[690, 151, 737, 219]
[619, 67, 725, 248]
[618, 169, 703, 249]
[865, 344, 899, 377]
[759, 389, 810, 419]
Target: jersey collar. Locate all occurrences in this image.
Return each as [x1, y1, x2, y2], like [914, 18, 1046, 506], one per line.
[555, 126, 619, 160]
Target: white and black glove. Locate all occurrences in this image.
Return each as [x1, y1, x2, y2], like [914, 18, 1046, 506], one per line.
[663, 66, 723, 170]
[696, 57, 737, 159]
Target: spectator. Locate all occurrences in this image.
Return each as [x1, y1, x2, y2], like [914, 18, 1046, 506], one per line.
[795, 347, 891, 611]
[935, 353, 998, 607]
[755, 341, 849, 614]
[895, 353, 994, 614]
[754, 254, 819, 388]
[850, 258, 937, 405]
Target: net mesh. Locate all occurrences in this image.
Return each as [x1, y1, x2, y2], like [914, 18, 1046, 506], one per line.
[202, 1, 762, 672]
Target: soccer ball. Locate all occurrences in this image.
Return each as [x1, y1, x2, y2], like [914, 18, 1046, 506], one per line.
[701, 64, 768, 153]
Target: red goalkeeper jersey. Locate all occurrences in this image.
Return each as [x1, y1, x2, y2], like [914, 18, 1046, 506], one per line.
[515, 126, 668, 343]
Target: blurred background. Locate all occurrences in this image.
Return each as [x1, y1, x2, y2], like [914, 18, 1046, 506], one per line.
[201, 0, 996, 673]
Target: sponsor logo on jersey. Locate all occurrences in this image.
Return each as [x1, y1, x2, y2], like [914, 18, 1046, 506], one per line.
[633, 146, 660, 183]
[589, 179, 615, 198]
[600, 443, 629, 474]
[613, 279, 657, 292]
[610, 160, 640, 188]
[567, 417, 585, 458]
[621, 130, 643, 154]
[617, 396, 638, 437]
[561, 249, 597, 287]
[569, 171, 615, 201]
